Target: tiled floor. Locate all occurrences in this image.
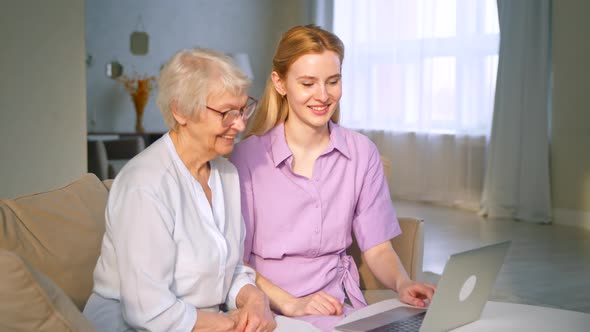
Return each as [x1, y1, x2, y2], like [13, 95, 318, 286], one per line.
[394, 200, 590, 314]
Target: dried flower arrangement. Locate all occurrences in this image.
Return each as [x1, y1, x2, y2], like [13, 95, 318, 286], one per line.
[118, 73, 156, 132]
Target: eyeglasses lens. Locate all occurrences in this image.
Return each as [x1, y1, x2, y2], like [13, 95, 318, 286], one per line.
[243, 98, 257, 119]
[219, 97, 257, 127]
[222, 111, 239, 127]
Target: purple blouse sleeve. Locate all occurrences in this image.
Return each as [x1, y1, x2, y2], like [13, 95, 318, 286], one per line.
[352, 143, 401, 252]
[228, 144, 255, 263]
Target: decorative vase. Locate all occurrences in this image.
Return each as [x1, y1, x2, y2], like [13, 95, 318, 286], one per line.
[119, 74, 155, 133]
[131, 80, 149, 133]
[134, 109, 145, 133]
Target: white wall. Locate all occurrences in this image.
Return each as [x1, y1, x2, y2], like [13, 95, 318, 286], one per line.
[0, 0, 87, 198]
[86, 0, 315, 133]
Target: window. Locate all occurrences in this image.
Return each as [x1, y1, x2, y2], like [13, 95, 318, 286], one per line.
[334, 0, 499, 135]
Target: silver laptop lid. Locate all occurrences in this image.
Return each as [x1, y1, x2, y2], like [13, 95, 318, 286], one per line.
[420, 240, 511, 332]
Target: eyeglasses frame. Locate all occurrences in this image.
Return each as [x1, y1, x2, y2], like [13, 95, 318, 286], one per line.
[206, 96, 258, 127]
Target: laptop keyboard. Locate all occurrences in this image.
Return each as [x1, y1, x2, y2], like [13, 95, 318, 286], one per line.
[369, 312, 426, 332]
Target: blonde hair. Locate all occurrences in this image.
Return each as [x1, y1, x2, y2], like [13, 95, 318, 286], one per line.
[157, 48, 251, 130]
[244, 24, 344, 138]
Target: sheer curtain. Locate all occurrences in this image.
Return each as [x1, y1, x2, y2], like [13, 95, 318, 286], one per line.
[333, 0, 499, 210]
[479, 0, 552, 223]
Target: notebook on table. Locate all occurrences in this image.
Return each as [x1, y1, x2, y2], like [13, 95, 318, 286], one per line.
[335, 241, 511, 332]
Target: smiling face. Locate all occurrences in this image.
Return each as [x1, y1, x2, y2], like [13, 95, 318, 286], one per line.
[204, 91, 248, 155]
[173, 90, 247, 159]
[272, 50, 342, 131]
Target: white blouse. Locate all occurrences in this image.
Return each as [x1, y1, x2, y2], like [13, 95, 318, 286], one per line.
[92, 133, 255, 332]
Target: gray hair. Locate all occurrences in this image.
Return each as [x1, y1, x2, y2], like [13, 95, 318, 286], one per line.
[157, 48, 251, 130]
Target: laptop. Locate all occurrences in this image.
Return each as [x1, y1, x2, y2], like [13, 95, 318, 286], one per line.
[335, 241, 511, 332]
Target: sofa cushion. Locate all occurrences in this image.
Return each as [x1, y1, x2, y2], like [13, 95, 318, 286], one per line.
[0, 173, 108, 310]
[0, 249, 96, 331]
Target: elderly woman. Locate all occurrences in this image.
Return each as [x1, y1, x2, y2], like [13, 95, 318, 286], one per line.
[83, 48, 276, 332]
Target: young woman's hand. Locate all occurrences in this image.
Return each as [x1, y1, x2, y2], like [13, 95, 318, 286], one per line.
[281, 291, 343, 317]
[192, 310, 236, 332]
[397, 280, 436, 308]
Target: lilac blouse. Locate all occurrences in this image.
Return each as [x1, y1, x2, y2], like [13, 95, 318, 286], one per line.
[229, 122, 401, 314]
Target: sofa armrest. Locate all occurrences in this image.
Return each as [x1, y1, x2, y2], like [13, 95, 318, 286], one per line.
[349, 217, 424, 290]
[391, 217, 424, 281]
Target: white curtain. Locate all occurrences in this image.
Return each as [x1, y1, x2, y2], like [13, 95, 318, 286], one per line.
[333, 0, 499, 210]
[358, 130, 487, 210]
[479, 0, 552, 223]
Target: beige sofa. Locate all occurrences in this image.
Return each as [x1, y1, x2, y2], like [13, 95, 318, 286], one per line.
[0, 173, 423, 331]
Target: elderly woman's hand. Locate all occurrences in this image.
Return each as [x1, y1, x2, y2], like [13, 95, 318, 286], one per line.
[234, 285, 277, 332]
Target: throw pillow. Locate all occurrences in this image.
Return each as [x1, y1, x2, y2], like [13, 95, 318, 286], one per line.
[0, 249, 96, 331]
[0, 173, 109, 310]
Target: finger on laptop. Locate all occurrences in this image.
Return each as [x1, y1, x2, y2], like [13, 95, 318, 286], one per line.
[414, 282, 435, 303]
[422, 283, 436, 301]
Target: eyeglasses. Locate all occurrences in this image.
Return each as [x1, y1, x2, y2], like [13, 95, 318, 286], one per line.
[206, 96, 258, 127]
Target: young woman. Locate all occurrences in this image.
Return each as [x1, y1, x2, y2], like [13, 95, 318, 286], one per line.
[229, 25, 436, 331]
